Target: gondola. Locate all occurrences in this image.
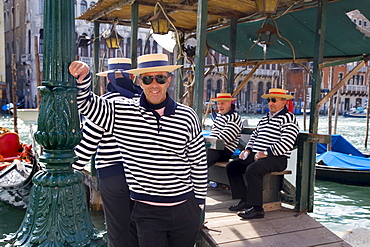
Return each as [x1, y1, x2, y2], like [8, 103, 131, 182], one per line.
[316, 151, 370, 186]
[0, 127, 40, 207]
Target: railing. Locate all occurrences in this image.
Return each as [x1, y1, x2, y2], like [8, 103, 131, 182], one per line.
[346, 85, 367, 92]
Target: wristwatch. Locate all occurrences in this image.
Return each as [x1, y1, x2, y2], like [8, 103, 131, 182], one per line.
[263, 151, 268, 156]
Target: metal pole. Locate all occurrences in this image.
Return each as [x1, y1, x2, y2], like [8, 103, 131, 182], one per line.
[296, 0, 328, 213]
[3, 1, 106, 245]
[193, 0, 208, 120]
[130, 2, 139, 69]
[228, 18, 237, 94]
[93, 22, 101, 95]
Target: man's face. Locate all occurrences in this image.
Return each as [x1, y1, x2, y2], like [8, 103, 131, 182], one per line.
[139, 72, 170, 104]
[217, 101, 232, 115]
[267, 97, 286, 114]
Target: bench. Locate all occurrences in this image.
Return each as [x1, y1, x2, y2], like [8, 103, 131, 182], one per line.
[205, 126, 292, 211]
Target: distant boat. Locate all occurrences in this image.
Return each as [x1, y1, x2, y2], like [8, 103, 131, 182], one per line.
[10, 108, 39, 122]
[343, 107, 367, 118]
[343, 111, 367, 118]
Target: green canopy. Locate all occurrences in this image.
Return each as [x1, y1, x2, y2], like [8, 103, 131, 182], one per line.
[207, 0, 370, 60]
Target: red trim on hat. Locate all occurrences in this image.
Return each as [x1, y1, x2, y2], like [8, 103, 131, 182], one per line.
[270, 92, 286, 95]
[216, 96, 234, 99]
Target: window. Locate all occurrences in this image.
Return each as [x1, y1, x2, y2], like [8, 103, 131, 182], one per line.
[359, 20, 362, 26]
[137, 39, 142, 56]
[80, 0, 87, 15]
[90, 1, 96, 7]
[39, 29, 44, 54]
[39, 0, 44, 15]
[152, 40, 158, 53]
[4, 12, 6, 31]
[364, 21, 367, 27]
[125, 38, 130, 58]
[74, 0, 77, 17]
[206, 79, 212, 101]
[28, 30, 31, 54]
[144, 40, 151, 54]
[353, 19, 357, 24]
[257, 82, 263, 103]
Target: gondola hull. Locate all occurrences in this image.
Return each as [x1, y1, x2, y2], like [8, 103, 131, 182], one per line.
[316, 164, 370, 186]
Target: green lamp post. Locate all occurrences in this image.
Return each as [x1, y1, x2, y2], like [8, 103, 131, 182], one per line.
[3, 0, 106, 246]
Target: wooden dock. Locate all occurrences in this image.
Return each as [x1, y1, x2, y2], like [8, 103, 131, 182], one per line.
[200, 187, 351, 247]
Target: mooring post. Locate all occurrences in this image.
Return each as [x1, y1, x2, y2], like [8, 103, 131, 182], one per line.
[3, 0, 106, 246]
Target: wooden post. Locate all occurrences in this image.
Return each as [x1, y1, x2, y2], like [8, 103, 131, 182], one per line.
[365, 85, 370, 148]
[11, 54, 18, 133]
[327, 66, 333, 151]
[302, 69, 307, 131]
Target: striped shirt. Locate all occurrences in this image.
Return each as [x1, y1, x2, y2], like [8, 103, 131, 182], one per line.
[73, 92, 140, 177]
[210, 111, 242, 153]
[76, 73, 208, 204]
[246, 108, 299, 157]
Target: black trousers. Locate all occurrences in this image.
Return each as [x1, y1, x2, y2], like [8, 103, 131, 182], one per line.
[226, 153, 287, 206]
[207, 148, 233, 167]
[99, 173, 139, 247]
[131, 197, 201, 247]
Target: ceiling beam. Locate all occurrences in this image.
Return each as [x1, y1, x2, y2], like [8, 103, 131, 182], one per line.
[88, 0, 135, 22]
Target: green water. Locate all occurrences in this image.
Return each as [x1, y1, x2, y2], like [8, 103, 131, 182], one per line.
[1, 113, 370, 239]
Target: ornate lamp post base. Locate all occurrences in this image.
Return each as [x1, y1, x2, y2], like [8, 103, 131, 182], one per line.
[4, 167, 106, 246]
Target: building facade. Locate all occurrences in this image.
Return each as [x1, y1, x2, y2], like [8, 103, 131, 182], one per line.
[2, 2, 369, 115]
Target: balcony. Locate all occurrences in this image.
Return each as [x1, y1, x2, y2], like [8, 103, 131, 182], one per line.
[346, 85, 367, 93]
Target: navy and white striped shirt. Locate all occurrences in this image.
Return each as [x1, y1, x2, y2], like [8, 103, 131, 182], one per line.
[76, 74, 208, 204]
[246, 108, 299, 157]
[73, 92, 140, 178]
[210, 111, 242, 153]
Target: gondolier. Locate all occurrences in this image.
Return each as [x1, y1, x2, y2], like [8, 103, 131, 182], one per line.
[69, 54, 207, 247]
[226, 88, 299, 219]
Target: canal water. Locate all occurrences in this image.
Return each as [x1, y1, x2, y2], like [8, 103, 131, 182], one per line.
[1, 113, 370, 242]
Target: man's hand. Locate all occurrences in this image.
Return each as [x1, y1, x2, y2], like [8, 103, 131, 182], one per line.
[254, 151, 267, 161]
[69, 61, 90, 84]
[239, 150, 250, 160]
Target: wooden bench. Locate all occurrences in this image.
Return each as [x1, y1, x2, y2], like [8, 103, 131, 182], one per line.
[205, 126, 292, 211]
[208, 161, 291, 211]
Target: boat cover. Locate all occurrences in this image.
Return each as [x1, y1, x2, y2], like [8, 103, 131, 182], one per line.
[316, 134, 365, 157]
[316, 151, 370, 171]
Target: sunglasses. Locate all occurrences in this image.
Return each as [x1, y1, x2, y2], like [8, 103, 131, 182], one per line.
[266, 98, 277, 103]
[140, 75, 169, 85]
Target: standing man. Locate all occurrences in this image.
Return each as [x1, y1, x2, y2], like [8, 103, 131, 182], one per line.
[73, 58, 141, 247]
[69, 54, 207, 247]
[207, 93, 242, 167]
[226, 88, 299, 219]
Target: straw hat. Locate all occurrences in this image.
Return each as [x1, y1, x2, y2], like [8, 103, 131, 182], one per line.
[124, 54, 183, 76]
[96, 58, 131, 76]
[210, 93, 237, 102]
[261, 88, 294, 100]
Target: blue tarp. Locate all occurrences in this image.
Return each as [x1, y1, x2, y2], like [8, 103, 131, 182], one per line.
[316, 151, 370, 170]
[317, 134, 365, 157]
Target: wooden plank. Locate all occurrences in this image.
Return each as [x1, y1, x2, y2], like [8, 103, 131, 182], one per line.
[216, 228, 348, 247]
[202, 187, 350, 247]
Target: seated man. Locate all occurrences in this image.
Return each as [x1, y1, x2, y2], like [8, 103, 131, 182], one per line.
[207, 93, 242, 167]
[226, 88, 299, 219]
